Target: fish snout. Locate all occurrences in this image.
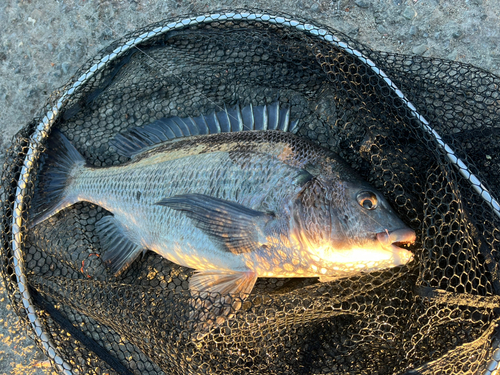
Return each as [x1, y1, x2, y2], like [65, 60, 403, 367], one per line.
[376, 228, 415, 265]
[377, 228, 416, 248]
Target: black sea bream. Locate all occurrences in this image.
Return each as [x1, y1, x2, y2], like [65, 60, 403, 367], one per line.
[32, 102, 415, 302]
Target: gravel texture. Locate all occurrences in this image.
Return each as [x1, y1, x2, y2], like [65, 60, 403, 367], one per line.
[0, 0, 499, 373]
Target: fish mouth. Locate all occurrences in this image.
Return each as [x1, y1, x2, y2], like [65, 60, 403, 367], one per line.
[376, 228, 416, 249]
[376, 228, 415, 265]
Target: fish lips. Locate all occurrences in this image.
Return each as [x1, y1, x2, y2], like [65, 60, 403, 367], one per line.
[376, 228, 416, 263]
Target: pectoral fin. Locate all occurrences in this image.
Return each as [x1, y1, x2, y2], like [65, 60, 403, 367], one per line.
[96, 216, 145, 276]
[156, 194, 273, 254]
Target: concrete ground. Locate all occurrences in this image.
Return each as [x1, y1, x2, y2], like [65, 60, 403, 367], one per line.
[0, 0, 498, 373]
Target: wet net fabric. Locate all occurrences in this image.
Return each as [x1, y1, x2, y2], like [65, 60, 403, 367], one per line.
[2, 10, 500, 374]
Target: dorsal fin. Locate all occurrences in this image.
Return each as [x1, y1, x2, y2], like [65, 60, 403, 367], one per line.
[110, 102, 299, 158]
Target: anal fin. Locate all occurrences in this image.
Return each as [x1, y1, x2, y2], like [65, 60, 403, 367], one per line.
[97, 216, 144, 276]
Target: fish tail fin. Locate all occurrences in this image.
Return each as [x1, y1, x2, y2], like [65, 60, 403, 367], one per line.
[30, 130, 86, 227]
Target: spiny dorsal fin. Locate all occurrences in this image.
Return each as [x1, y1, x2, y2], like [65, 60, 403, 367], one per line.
[111, 102, 299, 158]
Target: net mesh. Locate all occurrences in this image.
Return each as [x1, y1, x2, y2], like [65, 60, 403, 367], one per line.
[2, 10, 500, 375]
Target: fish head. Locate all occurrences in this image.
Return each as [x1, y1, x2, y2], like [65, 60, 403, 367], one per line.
[290, 176, 415, 274]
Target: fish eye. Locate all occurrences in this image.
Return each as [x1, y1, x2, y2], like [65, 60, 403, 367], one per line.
[356, 191, 378, 210]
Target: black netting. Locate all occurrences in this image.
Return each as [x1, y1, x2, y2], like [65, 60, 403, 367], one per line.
[2, 10, 500, 375]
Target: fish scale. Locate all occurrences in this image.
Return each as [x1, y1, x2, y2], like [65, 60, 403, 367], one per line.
[70, 149, 302, 265]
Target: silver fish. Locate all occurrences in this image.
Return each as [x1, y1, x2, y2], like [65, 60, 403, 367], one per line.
[32, 102, 415, 302]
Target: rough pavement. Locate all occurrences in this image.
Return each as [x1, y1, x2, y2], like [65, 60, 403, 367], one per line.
[1, 0, 498, 373]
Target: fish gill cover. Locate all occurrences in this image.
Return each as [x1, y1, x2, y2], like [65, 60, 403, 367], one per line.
[1, 9, 500, 375]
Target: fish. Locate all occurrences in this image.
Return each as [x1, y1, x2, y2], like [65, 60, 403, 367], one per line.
[31, 102, 415, 304]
